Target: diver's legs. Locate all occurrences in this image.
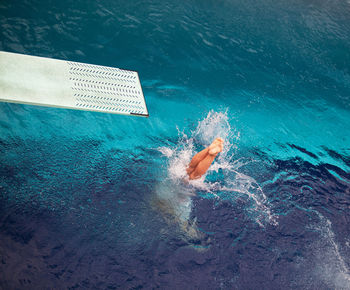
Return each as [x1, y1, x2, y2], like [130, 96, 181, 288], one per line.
[186, 148, 209, 175]
[187, 137, 224, 175]
[189, 153, 218, 180]
[188, 138, 224, 180]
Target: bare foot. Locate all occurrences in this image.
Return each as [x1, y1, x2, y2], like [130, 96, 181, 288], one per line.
[208, 138, 224, 155]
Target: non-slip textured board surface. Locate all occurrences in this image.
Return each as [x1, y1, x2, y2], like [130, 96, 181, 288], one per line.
[0, 51, 148, 117]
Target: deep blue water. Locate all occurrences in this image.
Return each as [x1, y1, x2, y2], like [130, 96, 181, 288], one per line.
[1, 0, 350, 288]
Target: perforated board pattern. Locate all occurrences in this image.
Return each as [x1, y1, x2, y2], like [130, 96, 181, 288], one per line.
[0, 51, 148, 117]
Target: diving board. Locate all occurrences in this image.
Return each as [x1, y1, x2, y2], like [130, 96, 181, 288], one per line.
[0, 51, 148, 117]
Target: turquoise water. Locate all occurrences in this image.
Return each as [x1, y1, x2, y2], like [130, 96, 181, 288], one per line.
[0, 0, 350, 288]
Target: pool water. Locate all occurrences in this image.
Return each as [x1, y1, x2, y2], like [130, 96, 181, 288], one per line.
[1, 0, 350, 288]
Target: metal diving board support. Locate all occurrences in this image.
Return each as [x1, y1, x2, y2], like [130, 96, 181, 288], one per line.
[0, 51, 149, 117]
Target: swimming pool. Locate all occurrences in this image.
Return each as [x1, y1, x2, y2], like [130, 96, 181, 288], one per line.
[0, 0, 350, 288]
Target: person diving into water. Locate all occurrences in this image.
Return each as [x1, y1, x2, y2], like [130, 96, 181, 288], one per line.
[186, 137, 224, 180]
[153, 138, 224, 242]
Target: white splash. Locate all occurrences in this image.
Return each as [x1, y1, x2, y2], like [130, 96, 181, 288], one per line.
[310, 212, 350, 288]
[155, 110, 278, 230]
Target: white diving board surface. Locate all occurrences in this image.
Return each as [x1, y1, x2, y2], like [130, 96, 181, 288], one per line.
[0, 51, 148, 117]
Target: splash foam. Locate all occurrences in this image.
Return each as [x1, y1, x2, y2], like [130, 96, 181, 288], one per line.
[156, 110, 278, 229]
